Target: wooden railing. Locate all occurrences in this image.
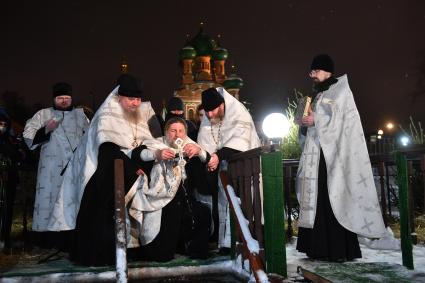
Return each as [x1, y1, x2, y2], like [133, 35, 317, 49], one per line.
[226, 145, 287, 280]
[112, 148, 288, 283]
[367, 137, 397, 155]
[219, 171, 269, 283]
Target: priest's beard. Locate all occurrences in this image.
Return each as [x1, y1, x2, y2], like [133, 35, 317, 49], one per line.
[209, 109, 224, 125]
[166, 137, 178, 149]
[123, 108, 141, 124]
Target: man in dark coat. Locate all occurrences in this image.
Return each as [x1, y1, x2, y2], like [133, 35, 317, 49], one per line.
[0, 109, 22, 252]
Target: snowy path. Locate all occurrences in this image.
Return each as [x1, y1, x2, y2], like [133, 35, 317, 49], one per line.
[285, 237, 425, 282]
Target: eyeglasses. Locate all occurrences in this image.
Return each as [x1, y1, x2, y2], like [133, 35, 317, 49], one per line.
[309, 70, 321, 76]
[55, 96, 72, 102]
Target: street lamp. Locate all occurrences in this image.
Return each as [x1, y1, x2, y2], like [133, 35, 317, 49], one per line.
[262, 113, 290, 146]
[386, 122, 394, 130]
[400, 136, 410, 147]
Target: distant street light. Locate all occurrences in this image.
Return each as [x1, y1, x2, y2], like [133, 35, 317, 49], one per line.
[386, 122, 394, 130]
[377, 129, 384, 135]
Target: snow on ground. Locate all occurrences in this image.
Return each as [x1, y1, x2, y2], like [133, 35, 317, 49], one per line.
[285, 235, 425, 281]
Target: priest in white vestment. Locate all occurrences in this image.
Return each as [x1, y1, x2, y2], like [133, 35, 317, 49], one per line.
[47, 74, 162, 266]
[296, 54, 386, 261]
[23, 82, 89, 247]
[197, 87, 261, 251]
[133, 117, 211, 261]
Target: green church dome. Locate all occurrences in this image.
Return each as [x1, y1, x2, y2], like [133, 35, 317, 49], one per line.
[212, 47, 228, 61]
[189, 27, 217, 57]
[223, 74, 243, 89]
[180, 45, 197, 60]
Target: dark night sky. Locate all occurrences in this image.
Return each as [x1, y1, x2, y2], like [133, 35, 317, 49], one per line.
[2, 1, 425, 133]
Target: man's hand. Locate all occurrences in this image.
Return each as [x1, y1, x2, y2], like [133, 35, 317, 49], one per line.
[301, 108, 314, 127]
[45, 119, 60, 133]
[183, 143, 201, 159]
[207, 153, 219, 171]
[294, 118, 302, 126]
[136, 169, 145, 176]
[156, 148, 175, 161]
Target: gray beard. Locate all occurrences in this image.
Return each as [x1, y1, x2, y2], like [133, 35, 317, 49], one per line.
[209, 108, 224, 125]
[209, 116, 223, 125]
[123, 108, 141, 123]
[165, 137, 177, 148]
[209, 117, 219, 125]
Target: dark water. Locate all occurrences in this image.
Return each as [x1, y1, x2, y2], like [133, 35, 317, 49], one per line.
[130, 273, 247, 283]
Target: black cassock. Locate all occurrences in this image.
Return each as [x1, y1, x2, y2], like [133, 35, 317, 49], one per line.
[71, 142, 210, 266]
[70, 142, 152, 266]
[296, 149, 362, 262]
[132, 156, 211, 262]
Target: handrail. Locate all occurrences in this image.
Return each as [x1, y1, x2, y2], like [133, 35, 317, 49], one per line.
[227, 145, 276, 162]
[220, 171, 270, 283]
[395, 145, 425, 155]
[227, 147, 287, 279]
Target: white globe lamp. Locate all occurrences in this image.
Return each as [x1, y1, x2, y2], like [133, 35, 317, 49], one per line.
[262, 113, 290, 143]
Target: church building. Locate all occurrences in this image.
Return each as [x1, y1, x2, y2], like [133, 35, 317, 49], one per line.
[174, 24, 244, 121]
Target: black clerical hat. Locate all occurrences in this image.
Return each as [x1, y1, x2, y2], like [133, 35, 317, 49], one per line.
[201, 88, 224, 112]
[310, 54, 335, 73]
[52, 82, 72, 97]
[167, 97, 184, 112]
[117, 74, 143, 98]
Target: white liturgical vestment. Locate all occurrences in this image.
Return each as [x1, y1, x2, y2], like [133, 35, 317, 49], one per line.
[47, 87, 155, 233]
[23, 107, 89, 231]
[296, 75, 386, 238]
[197, 87, 261, 248]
